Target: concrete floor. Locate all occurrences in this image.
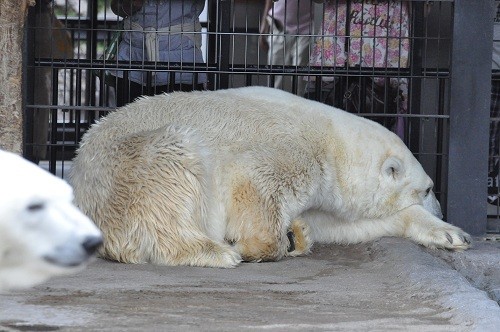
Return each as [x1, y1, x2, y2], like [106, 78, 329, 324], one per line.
[1, 237, 499, 331]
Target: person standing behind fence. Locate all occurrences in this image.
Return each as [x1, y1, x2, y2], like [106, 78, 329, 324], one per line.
[110, 0, 206, 107]
[305, 0, 411, 140]
[259, 0, 315, 95]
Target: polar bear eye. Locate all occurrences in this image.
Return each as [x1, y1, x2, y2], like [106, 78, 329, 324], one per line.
[27, 202, 45, 212]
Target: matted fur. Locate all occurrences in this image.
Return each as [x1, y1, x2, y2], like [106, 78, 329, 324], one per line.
[70, 86, 471, 268]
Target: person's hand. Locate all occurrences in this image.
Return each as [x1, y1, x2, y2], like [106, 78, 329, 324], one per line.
[259, 17, 270, 53]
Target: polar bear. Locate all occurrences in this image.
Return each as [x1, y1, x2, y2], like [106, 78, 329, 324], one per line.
[70, 86, 471, 268]
[0, 149, 102, 290]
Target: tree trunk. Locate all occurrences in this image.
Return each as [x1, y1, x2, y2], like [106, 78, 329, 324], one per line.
[0, 1, 34, 154]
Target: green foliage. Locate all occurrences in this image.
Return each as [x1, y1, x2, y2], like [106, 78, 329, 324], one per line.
[53, 0, 112, 17]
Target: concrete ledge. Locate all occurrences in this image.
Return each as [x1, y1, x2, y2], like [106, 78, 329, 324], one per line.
[378, 238, 500, 331]
[428, 236, 500, 306]
[1, 237, 499, 331]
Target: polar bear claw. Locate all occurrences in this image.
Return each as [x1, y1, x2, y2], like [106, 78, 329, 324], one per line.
[425, 227, 472, 251]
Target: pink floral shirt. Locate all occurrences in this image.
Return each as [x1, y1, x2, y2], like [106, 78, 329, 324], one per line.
[308, 0, 411, 139]
[310, 0, 410, 69]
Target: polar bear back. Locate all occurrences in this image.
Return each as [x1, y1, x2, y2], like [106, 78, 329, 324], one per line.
[89, 86, 400, 151]
[71, 86, 412, 215]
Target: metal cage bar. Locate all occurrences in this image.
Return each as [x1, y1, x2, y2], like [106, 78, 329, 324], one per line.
[447, 0, 493, 235]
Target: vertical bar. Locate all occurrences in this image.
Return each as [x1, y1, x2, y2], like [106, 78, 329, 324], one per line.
[447, 0, 493, 235]
[49, 69, 59, 175]
[435, 78, 446, 201]
[217, 0, 231, 89]
[23, 7, 36, 161]
[87, 0, 98, 124]
[207, 0, 217, 90]
[408, 1, 424, 153]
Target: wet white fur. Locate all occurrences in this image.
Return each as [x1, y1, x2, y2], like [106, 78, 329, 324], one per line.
[70, 86, 470, 268]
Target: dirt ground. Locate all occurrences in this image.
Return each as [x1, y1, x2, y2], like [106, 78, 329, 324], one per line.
[1, 238, 499, 331]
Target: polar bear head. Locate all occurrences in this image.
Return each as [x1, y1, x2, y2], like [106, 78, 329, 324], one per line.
[337, 120, 443, 221]
[0, 150, 102, 290]
[378, 152, 442, 218]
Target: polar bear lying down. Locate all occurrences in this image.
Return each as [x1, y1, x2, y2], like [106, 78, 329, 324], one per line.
[70, 86, 471, 268]
[0, 150, 102, 290]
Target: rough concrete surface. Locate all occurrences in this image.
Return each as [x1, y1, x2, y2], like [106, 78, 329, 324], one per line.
[1, 237, 499, 332]
[430, 236, 500, 306]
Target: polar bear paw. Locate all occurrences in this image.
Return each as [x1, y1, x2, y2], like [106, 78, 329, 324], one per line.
[285, 219, 313, 257]
[417, 224, 472, 251]
[152, 240, 242, 268]
[205, 243, 242, 268]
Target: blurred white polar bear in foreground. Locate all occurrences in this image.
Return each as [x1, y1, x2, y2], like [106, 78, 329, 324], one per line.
[0, 150, 102, 290]
[70, 86, 471, 268]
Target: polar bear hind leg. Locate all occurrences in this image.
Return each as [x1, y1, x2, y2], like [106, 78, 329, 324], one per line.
[97, 126, 241, 268]
[226, 178, 285, 262]
[226, 164, 314, 261]
[285, 219, 313, 257]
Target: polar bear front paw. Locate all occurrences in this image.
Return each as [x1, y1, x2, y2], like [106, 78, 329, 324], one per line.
[417, 224, 472, 251]
[285, 219, 313, 257]
[163, 240, 242, 268]
[210, 244, 242, 268]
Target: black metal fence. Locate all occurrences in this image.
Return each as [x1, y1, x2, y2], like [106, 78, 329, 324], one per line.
[23, 0, 496, 235]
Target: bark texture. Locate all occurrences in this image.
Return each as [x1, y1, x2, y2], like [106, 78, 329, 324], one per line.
[0, 1, 34, 154]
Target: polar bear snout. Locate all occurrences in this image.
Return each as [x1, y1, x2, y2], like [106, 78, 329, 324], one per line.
[43, 235, 102, 268]
[82, 236, 103, 255]
[23, 196, 103, 268]
[422, 189, 443, 219]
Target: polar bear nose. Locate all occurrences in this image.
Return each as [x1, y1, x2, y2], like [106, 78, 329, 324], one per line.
[82, 236, 103, 255]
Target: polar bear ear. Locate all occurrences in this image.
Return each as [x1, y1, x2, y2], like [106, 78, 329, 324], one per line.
[382, 156, 404, 180]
